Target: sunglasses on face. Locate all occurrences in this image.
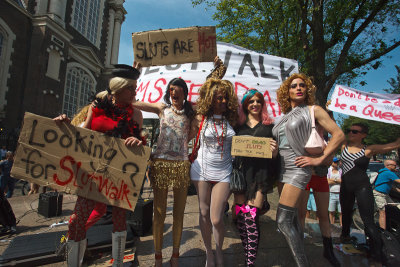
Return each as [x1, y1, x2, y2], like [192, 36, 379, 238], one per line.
[290, 83, 306, 89]
[345, 129, 363, 134]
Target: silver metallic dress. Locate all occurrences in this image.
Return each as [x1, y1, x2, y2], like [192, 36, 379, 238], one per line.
[272, 105, 312, 189]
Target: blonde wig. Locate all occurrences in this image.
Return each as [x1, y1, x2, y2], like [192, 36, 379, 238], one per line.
[71, 104, 91, 126]
[196, 78, 238, 126]
[96, 77, 136, 99]
[277, 73, 316, 114]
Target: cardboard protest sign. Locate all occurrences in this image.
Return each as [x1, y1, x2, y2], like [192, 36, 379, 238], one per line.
[231, 136, 272, 158]
[328, 85, 400, 125]
[136, 42, 298, 119]
[132, 26, 217, 67]
[11, 113, 151, 211]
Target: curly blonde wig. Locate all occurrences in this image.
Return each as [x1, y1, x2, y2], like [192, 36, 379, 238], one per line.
[196, 78, 238, 126]
[71, 104, 91, 126]
[277, 73, 316, 114]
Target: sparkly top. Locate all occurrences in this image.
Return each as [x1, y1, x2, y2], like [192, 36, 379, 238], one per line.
[152, 107, 190, 161]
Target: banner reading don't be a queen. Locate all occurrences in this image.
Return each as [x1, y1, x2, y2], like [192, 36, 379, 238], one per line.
[135, 42, 298, 119]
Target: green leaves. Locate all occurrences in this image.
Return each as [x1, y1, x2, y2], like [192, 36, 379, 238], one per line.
[192, 0, 400, 106]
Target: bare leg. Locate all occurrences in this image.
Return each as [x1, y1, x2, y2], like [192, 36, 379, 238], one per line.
[193, 181, 214, 266]
[329, 212, 336, 225]
[314, 192, 331, 237]
[297, 190, 310, 231]
[210, 182, 231, 266]
[378, 209, 386, 229]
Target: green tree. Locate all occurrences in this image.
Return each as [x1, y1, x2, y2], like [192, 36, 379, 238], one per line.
[384, 65, 400, 94]
[193, 0, 400, 105]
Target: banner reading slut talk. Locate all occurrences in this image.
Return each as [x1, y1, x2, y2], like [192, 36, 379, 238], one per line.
[135, 42, 299, 119]
[11, 113, 151, 210]
[328, 85, 400, 125]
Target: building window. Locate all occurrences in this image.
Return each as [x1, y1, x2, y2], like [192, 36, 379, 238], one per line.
[0, 19, 16, 118]
[62, 66, 95, 117]
[71, 0, 104, 46]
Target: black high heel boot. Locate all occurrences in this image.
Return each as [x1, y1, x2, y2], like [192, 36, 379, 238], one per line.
[322, 236, 340, 267]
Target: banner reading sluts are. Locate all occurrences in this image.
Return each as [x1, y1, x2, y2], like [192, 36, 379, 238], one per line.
[135, 42, 299, 119]
[328, 85, 400, 125]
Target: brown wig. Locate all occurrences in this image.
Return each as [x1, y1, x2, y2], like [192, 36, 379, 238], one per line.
[238, 90, 273, 125]
[196, 78, 238, 126]
[276, 73, 316, 114]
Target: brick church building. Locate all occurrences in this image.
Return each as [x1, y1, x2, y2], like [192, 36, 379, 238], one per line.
[0, 0, 128, 149]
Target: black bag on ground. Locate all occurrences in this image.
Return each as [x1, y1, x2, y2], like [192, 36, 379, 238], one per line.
[230, 157, 246, 192]
[379, 227, 400, 267]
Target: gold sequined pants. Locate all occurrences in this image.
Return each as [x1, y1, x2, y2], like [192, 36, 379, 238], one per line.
[150, 159, 190, 252]
[153, 186, 188, 252]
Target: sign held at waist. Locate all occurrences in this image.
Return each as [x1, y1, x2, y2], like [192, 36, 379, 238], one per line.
[231, 136, 272, 158]
[11, 112, 151, 211]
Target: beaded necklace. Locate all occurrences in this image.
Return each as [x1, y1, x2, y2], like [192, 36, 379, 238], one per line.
[203, 116, 227, 159]
[171, 105, 184, 115]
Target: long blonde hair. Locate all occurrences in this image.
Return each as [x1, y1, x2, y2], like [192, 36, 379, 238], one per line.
[96, 77, 136, 99]
[196, 78, 238, 126]
[276, 73, 316, 114]
[71, 104, 91, 126]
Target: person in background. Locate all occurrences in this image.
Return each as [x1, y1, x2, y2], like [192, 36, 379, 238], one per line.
[373, 159, 400, 229]
[0, 146, 7, 160]
[340, 123, 400, 266]
[327, 157, 342, 226]
[0, 151, 16, 198]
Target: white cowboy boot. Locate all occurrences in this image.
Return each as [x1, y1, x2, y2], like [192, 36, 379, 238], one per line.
[66, 239, 87, 267]
[112, 231, 127, 267]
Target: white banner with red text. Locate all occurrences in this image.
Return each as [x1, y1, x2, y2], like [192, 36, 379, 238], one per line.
[328, 85, 400, 125]
[136, 42, 298, 119]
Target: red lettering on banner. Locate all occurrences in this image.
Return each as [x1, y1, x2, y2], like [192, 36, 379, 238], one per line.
[382, 100, 391, 104]
[53, 156, 75, 186]
[350, 105, 358, 112]
[188, 82, 201, 102]
[263, 90, 280, 117]
[395, 98, 400, 107]
[338, 87, 362, 99]
[137, 81, 150, 102]
[365, 94, 378, 103]
[235, 82, 249, 94]
[362, 105, 399, 122]
[334, 98, 347, 110]
[148, 78, 165, 103]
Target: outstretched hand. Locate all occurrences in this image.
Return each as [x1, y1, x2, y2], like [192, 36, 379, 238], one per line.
[53, 114, 71, 125]
[214, 56, 223, 67]
[133, 61, 142, 72]
[124, 136, 142, 147]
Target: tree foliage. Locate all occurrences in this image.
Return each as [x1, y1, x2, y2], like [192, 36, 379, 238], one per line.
[193, 0, 400, 105]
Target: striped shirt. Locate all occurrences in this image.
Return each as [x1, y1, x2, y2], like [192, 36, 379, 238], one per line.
[340, 146, 366, 175]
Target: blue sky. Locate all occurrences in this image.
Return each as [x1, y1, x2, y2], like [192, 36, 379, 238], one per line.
[118, 0, 400, 94]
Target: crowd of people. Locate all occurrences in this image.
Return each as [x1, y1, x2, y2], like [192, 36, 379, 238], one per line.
[2, 57, 400, 267]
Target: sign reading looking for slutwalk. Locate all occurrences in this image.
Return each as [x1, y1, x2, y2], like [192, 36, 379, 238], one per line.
[132, 26, 217, 67]
[11, 113, 151, 211]
[231, 136, 272, 158]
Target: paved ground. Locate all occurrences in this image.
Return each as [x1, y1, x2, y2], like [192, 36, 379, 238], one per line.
[0, 182, 371, 266]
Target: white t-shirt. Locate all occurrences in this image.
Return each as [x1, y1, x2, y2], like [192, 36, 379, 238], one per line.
[190, 118, 235, 183]
[327, 167, 341, 193]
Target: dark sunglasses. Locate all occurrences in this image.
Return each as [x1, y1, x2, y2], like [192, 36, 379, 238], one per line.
[345, 129, 363, 134]
[290, 83, 306, 89]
